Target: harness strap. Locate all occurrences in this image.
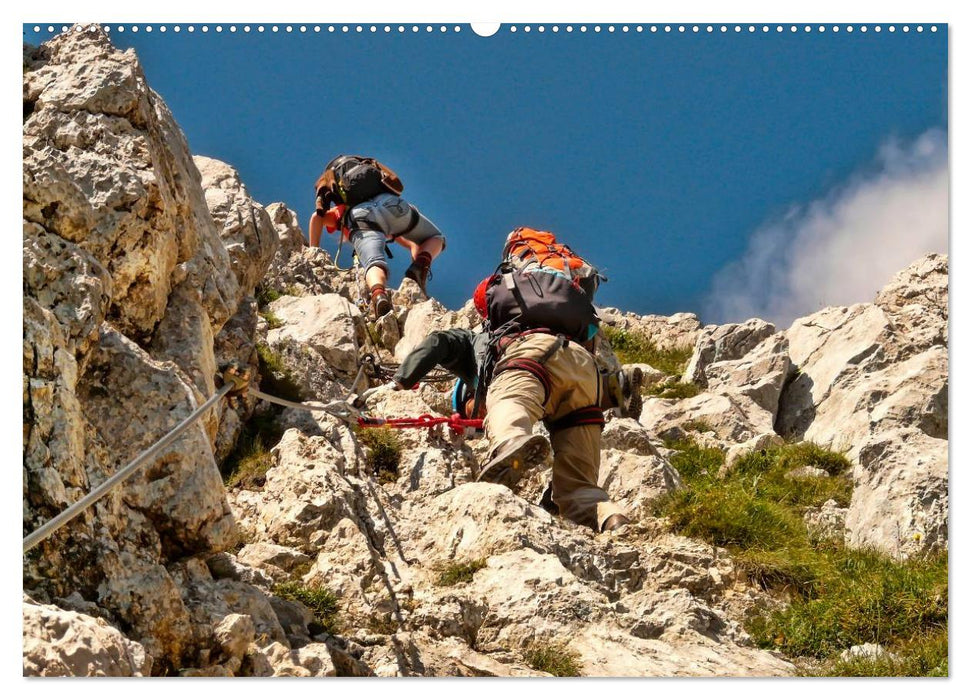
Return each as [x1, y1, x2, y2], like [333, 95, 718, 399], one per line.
[493, 357, 554, 405]
[545, 404, 605, 433]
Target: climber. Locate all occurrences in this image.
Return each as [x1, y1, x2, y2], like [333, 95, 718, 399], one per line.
[308, 155, 446, 319]
[393, 239, 634, 533]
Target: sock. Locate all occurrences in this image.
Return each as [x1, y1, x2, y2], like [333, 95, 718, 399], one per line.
[414, 251, 432, 269]
[370, 284, 386, 299]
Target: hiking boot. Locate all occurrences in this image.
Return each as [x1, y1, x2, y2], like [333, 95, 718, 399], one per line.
[370, 290, 393, 320]
[404, 260, 431, 296]
[600, 513, 630, 532]
[604, 367, 644, 420]
[539, 482, 559, 515]
[477, 434, 550, 488]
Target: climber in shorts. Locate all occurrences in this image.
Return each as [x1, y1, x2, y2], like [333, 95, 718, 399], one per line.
[308, 155, 446, 319]
[392, 276, 633, 534]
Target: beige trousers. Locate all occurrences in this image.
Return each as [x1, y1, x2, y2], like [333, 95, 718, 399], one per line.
[484, 333, 626, 531]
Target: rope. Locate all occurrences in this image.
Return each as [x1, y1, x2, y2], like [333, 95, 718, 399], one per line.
[23, 383, 233, 554]
[358, 413, 483, 434]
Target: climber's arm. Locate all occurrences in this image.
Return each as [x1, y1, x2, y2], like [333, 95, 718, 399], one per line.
[394, 329, 477, 389]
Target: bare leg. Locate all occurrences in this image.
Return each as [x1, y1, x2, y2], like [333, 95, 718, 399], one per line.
[365, 265, 388, 289]
[395, 235, 444, 262]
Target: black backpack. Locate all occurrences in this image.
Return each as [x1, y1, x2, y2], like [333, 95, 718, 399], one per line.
[325, 155, 403, 208]
[486, 263, 600, 343]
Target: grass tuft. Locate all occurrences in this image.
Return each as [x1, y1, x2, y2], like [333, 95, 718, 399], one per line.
[356, 427, 402, 483]
[222, 411, 285, 490]
[436, 558, 487, 587]
[647, 380, 701, 400]
[523, 640, 583, 677]
[681, 419, 715, 434]
[256, 343, 303, 402]
[600, 326, 693, 376]
[256, 286, 282, 308]
[259, 309, 283, 329]
[272, 581, 341, 636]
[654, 436, 947, 675]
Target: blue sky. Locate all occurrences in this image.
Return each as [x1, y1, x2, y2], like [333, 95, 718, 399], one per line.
[25, 24, 948, 322]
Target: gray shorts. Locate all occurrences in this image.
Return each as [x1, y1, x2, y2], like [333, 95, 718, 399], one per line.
[348, 192, 446, 272]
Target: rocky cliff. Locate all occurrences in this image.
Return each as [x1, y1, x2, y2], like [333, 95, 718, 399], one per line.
[23, 27, 948, 677]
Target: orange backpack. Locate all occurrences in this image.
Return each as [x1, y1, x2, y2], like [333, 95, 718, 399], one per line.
[501, 227, 602, 288]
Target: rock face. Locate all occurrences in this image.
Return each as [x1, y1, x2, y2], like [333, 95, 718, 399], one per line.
[776, 254, 948, 557]
[682, 319, 777, 387]
[23, 26, 947, 678]
[598, 309, 702, 351]
[23, 597, 153, 676]
[23, 27, 282, 674]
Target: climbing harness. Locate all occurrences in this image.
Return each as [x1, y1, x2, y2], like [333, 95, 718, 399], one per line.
[23, 363, 480, 554]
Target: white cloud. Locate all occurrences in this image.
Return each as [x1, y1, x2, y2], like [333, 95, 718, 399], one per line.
[703, 129, 948, 327]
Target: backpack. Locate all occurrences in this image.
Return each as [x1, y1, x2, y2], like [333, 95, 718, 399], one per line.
[323, 155, 404, 208]
[486, 229, 603, 341]
[485, 259, 601, 343]
[501, 227, 603, 297]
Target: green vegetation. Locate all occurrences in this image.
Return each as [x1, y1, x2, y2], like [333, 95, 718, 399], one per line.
[600, 326, 693, 376]
[647, 380, 701, 400]
[256, 342, 303, 402]
[222, 411, 285, 490]
[802, 626, 948, 677]
[259, 309, 283, 329]
[654, 438, 947, 676]
[256, 286, 283, 308]
[356, 426, 402, 483]
[523, 640, 583, 677]
[680, 419, 715, 434]
[256, 285, 301, 308]
[435, 558, 487, 587]
[273, 582, 341, 636]
[662, 436, 724, 482]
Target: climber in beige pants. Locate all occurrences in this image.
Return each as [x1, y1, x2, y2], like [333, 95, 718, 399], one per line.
[482, 332, 628, 532]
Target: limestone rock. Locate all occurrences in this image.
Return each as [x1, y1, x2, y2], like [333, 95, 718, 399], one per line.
[723, 433, 785, 473]
[775, 256, 948, 557]
[873, 252, 948, 351]
[840, 643, 897, 663]
[598, 309, 703, 351]
[23, 27, 278, 673]
[803, 499, 848, 543]
[23, 598, 153, 676]
[640, 392, 775, 444]
[704, 333, 791, 418]
[599, 449, 682, 514]
[260, 207, 360, 300]
[24, 28, 237, 342]
[601, 418, 665, 457]
[236, 542, 311, 575]
[846, 428, 947, 558]
[195, 155, 279, 294]
[264, 202, 306, 272]
[228, 429, 357, 551]
[683, 318, 777, 387]
[777, 303, 897, 439]
[395, 298, 479, 361]
[213, 613, 256, 664]
[267, 294, 366, 377]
